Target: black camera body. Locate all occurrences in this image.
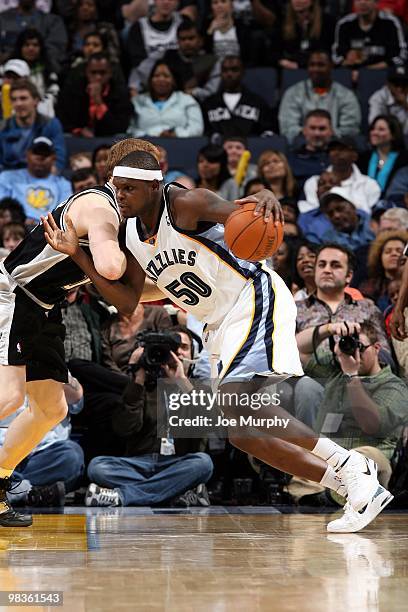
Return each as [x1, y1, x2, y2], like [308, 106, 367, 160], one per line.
[338, 330, 359, 356]
[129, 331, 182, 389]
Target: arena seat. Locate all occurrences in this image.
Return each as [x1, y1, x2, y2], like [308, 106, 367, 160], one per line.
[242, 67, 278, 107]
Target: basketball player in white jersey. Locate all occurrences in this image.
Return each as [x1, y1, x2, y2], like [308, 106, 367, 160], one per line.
[43, 148, 393, 533]
[0, 139, 162, 527]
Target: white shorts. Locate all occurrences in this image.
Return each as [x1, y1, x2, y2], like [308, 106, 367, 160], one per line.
[202, 268, 303, 384]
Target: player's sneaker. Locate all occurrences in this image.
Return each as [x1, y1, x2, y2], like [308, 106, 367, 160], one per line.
[0, 478, 32, 527]
[327, 485, 394, 533]
[335, 450, 378, 511]
[85, 483, 121, 507]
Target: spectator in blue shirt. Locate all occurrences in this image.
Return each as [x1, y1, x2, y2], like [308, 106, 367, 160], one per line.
[0, 78, 66, 172]
[0, 136, 72, 222]
[319, 186, 375, 250]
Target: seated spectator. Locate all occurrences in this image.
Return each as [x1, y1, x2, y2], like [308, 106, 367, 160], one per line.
[279, 50, 361, 143]
[1, 220, 25, 250]
[195, 143, 230, 193]
[332, 0, 407, 69]
[217, 136, 258, 200]
[205, 0, 261, 65]
[0, 0, 68, 73]
[292, 320, 407, 502]
[67, 0, 120, 65]
[369, 66, 408, 136]
[0, 79, 65, 171]
[303, 136, 381, 214]
[378, 207, 408, 233]
[120, 0, 197, 26]
[298, 171, 338, 242]
[274, 0, 335, 69]
[128, 61, 204, 138]
[69, 151, 92, 171]
[287, 109, 333, 184]
[163, 21, 220, 102]
[319, 187, 375, 250]
[359, 115, 408, 197]
[292, 240, 318, 301]
[12, 28, 58, 118]
[0, 136, 71, 222]
[86, 326, 213, 507]
[0, 196, 26, 231]
[57, 52, 132, 137]
[296, 243, 391, 354]
[0, 377, 85, 507]
[92, 143, 110, 183]
[125, 0, 183, 94]
[359, 230, 408, 311]
[71, 167, 97, 193]
[256, 149, 298, 202]
[0, 58, 30, 121]
[202, 55, 273, 140]
[70, 29, 104, 68]
[269, 236, 295, 288]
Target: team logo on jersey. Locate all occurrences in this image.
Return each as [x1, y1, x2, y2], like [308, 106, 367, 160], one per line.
[26, 187, 54, 211]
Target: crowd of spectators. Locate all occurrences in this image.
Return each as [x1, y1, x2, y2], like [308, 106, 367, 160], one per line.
[1, 0, 408, 510]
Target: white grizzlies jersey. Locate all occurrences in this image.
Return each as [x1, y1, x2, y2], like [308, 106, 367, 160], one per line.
[126, 183, 303, 380]
[126, 183, 263, 325]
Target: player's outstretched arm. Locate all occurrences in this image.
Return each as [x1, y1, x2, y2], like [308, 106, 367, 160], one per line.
[42, 214, 144, 316]
[172, 187, 284, 227]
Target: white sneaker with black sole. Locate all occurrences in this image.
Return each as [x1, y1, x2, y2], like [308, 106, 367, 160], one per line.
[335, 450, 379, 511]
[327, 485, 394, 533]
[85, 483, 121, 507]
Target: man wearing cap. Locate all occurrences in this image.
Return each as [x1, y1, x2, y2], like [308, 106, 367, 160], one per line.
[0, 78, 65, 171]
[369, 66, 408, 135]
[0, 136, 71, 223]
[319, 187, 375, 251]
[302, 136, 381, 214]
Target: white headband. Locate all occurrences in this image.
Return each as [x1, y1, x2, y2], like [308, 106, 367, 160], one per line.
[113, 166, 163, 181]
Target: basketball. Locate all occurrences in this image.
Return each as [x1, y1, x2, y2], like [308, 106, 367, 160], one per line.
[224, 203, 284, 261]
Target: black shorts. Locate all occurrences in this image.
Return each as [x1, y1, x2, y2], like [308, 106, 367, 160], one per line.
[0, 278, 68, 383]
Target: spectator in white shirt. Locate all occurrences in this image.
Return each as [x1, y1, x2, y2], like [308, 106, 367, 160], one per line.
[300, 136, 381, 214]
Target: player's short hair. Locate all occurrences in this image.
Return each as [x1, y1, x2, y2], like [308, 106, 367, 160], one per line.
[117, 150, 161, 171]
[106, 139, 160, 179]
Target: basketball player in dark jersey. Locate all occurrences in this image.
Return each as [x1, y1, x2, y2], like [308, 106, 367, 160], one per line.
[0, 139, 161, 527]
[44, 148, 393, 533]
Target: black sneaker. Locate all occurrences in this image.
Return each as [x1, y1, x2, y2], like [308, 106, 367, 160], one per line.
[0, 478, 32, 527]
[195, 484, 210, 507]
[26, 482, 66, 507]
[173, 489, 199, 507]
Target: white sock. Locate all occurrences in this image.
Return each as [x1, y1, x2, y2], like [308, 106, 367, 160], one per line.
[320, 465, 344, 493]
[311, 438, 350, 470]
[0, 468, 13, 479]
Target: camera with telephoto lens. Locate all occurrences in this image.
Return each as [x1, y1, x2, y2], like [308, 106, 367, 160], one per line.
[129, 330, 182, 389]
[338, 330, 360, 356]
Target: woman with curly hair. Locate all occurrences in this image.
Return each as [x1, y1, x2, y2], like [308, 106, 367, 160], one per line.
[359, 230, 408, 311]
[257, 150, 299, 201]
[291, 240, 318, 301]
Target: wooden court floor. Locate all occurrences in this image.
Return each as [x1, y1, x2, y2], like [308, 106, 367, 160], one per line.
[0, 507, 405, 612]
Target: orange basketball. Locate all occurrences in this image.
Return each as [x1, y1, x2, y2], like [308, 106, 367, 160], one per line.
[224, 203, 284, 262]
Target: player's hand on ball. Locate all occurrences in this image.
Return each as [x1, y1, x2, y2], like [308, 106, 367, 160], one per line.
[42, 213, 79, 257]
[235, 189, 284, 225]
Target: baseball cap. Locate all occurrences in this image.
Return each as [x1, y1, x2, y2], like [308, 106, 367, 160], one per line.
[320, 186, 357, 208]
[29, 137, 55, 155]
[388, 65, 408, 84]
[327, 136, 357, 151]
[3, 59, 30, 78]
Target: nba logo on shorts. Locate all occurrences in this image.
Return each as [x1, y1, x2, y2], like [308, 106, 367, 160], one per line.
[16, 342, 22, 354]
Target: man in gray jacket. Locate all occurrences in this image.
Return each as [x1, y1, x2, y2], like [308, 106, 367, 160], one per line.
[279, 50, 361, 144]
[368, 66, 408, 136]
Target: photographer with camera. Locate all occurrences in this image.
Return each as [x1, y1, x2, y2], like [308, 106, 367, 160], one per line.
[290, 319, 408, 505]
[85, 325, 213, 508]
